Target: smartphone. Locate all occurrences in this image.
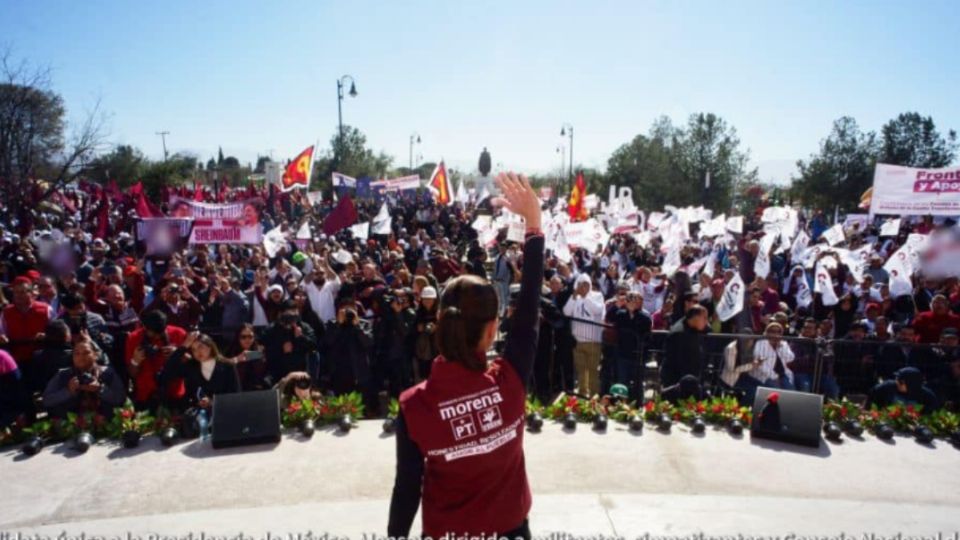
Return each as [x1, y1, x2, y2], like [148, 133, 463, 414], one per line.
[243, 350, 264, 362]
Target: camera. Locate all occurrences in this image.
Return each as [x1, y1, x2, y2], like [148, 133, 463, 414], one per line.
[143, 343, 159, 356]
[294, 378, 312, 390]
[280, 313, 299, 327]
[77, 371, 96, 386]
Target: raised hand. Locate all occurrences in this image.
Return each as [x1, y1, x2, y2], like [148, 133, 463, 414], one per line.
[493, 172, 541, 231]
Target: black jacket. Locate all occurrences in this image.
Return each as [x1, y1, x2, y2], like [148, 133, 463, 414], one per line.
[661, 319, 705, 388]
[262, 321, 318, 383]
[162, 348, 241, 407]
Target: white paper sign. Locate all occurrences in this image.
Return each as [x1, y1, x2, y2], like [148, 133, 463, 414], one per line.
[726, 216, 744, 234]
[822, 224, 846, 246]
[814, 261, 838, 306]
[716, 272, 745, 322]
[879, 218, 901, 237]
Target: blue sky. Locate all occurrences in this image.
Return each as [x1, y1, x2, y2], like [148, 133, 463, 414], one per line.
[3, 0, 958, 183]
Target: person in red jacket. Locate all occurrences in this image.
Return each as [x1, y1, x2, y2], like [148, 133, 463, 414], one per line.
[388, 172, 543, 539]
[0, 276, 54, 394]
[125, 310, 187, 411]
[913, 295, 960, 344]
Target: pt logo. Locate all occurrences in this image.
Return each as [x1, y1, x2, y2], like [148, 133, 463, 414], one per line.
[478, 405, 503, 432]
[450, 414, 477, 440]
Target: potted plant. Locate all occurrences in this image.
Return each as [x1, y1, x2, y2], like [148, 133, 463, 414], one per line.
[383, 398, 400, 434]
[107, 402, 153, 448]
[282, 397, 321, 437]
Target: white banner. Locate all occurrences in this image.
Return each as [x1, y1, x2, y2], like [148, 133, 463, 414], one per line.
[870, 163, 960, 216]
[370, 174, 421, 193]
[725, 216, 743, 234]
[332, 172, 357, 189]
[920, 227, 960, 278]
[822, 223, 846, 246]
[716, 272, 745, 322]
[879, 218, 901, 237]
[814, 261, 838, 306]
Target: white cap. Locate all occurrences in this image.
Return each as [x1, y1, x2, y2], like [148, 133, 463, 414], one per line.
[421, 286, 437, 299]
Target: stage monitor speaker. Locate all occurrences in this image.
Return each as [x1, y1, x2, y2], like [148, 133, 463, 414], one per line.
[749, 387, 822, 448]
[212, 389, 282, 449]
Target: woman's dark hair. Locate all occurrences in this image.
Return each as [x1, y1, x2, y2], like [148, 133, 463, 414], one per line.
[436, 275, 498, 371]
[45, 320, 70, 344]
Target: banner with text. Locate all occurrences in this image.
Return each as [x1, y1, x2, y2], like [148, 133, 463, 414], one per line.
[169, 196, 262, 244]
[869, 163, 960, 216]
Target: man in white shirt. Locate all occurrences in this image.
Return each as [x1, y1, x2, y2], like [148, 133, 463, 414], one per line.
[748, 322, 796, 391]
[563, 273, 606, 397]
[303, 254, 341, 323]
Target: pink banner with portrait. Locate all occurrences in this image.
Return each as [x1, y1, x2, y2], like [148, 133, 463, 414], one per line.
[168, 196, 263, 244]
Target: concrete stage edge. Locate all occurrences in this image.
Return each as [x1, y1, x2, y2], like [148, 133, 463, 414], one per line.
[2, 420, 958, 537]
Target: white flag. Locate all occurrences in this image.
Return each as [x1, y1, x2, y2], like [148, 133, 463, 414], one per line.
[455, 179, 469, 204]
[295, 221, 311, 240]
[754, 232, 777, 281]
[703, 250, 717, 279]
[814, 261, 838, 306]
[661, 242, 682, 277]
[263, 225, 286, 258]
[725, 216, 744, 234]
[371, 203, 392, 235]
[349, 222, 370, 241]
[796, 278, 813, 309]
[716, 272, 745, 322]
[822, 223, 845, 246]
[879, 218, 901, 237]
[790, 230, 810, 262]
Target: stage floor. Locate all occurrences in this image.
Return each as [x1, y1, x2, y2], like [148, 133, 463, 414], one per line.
[2, 420, 959, 537]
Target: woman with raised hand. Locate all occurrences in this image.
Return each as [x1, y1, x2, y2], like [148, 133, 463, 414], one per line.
[388, 172, 544, 539]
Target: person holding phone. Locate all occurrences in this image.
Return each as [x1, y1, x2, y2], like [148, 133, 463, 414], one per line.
[388, 172, 544, 539]
[224, 323, 268, 391]
[161, 331, 240, 410]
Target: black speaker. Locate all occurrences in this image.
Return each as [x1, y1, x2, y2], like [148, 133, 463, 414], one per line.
[211, 389, 282, 449]
[750, 387, 822, 448]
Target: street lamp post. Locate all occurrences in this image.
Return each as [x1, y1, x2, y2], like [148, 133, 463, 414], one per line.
[560, 123, 573, 192]
[409, 132, 421, 170]
[556, 145, 565, 192]
[155, 131, 170, 161]
[336, 75, 358, 164]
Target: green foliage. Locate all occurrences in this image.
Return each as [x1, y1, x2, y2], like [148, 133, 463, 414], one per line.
[606, 113, 756, 212]
[0, 82, 66, 183]
[140, 153, 201, 199]
[282, 397, 321, 428]
[86, 145, 146, 187]
[105, 402, 154, 438]
[792, 116, 878, 214]
[311, 125, 394, 189]
[879, 112, 957, 168]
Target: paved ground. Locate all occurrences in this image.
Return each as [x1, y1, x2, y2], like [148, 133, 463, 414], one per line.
[2, 420, 959, 537]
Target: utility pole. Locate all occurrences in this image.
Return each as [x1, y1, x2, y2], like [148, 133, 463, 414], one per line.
[155, 131, 170, 161]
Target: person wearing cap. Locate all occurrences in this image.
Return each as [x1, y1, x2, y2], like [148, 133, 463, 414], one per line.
[0, 276, 54, 395]
[125, 310, 187, 411]
[563, 273, 605, 397]
[413, 286, 439, 381]
[865, 254, 889, 285]
[867, 366, 939, 413]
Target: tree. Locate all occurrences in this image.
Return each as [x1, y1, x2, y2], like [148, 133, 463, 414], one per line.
[0, 48, 107, 225]
[879, 112, 957, 168]
[311, 125, 393, 189]
[140, 153, 199, 198]
[86, 145, 145, 186]
[791, 117, 879, 214]
[606, 113, 755, 211]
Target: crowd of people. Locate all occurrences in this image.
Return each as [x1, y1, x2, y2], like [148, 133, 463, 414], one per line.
[0, 180, 958, 434]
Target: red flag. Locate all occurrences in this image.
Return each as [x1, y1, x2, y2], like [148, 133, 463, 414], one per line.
[323, 194, 358, 235]
[567, 171, 587, 222]
[95, 192, 110, 239]
[131, 181, 161, 218]
[281, 146, 314, 192]
[429, 161, 452, 206]
[194, 182, 204, 202]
